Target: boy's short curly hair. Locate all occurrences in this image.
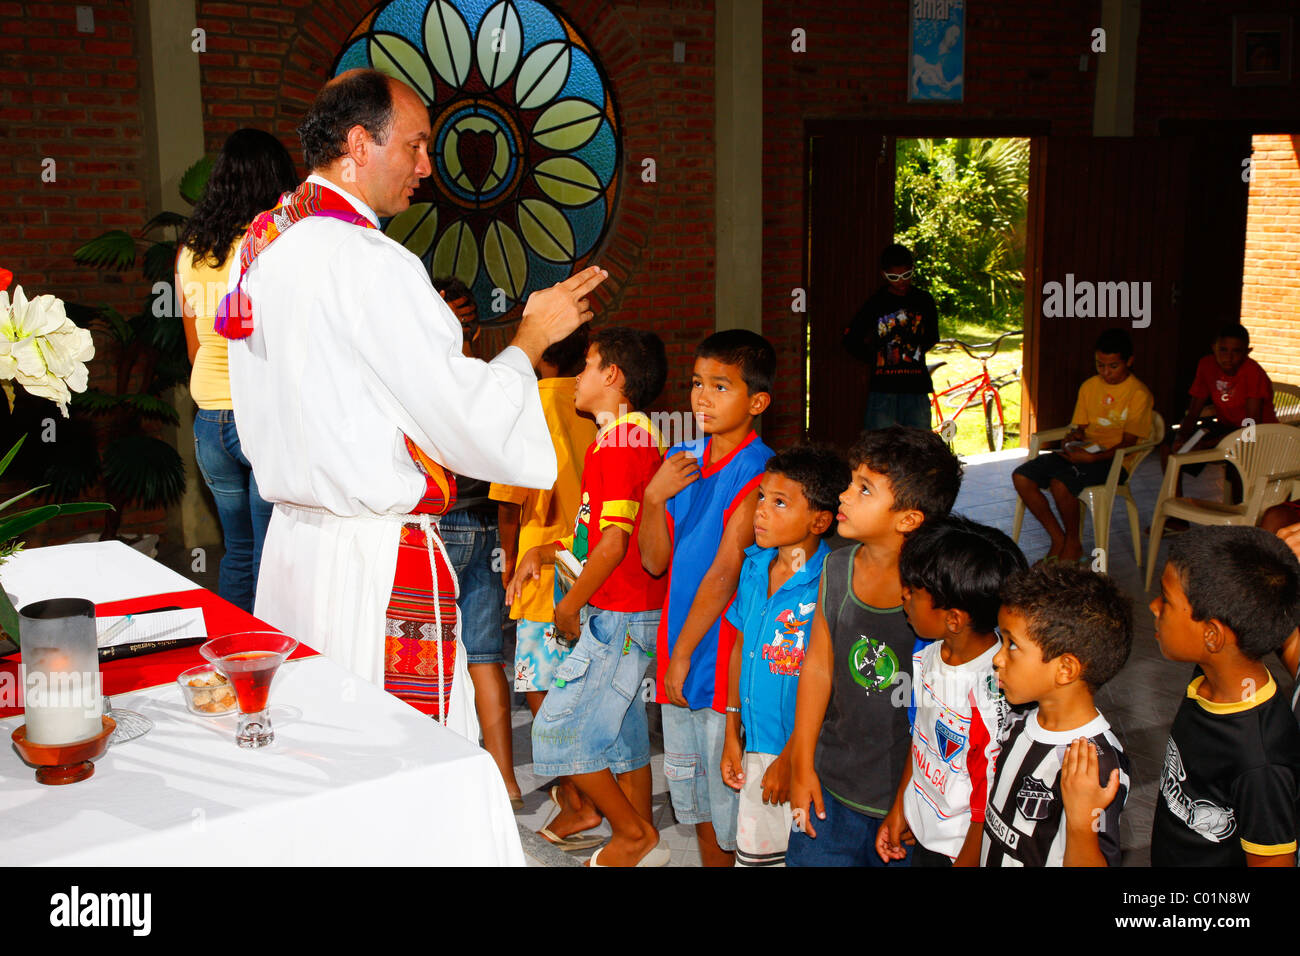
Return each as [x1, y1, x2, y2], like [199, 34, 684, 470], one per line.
[542, 322, 590, 377]
[1094, 327, 1133, 360]
[846, 426, 962, 524]
[899, 515, 1028, 633]
[695, 329, 777, 396]
[1167, 526, 1300, 660]
[590, 327, 667, 410]
[999, 564, 1133, 690]
[764, 443, 852, 521]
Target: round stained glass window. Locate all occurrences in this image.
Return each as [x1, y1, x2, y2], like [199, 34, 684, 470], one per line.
[333, 0, 622, 326]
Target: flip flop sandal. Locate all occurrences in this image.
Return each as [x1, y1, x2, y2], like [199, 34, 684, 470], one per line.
[588, 841, 670, 867]
[538, 827, 605, 852]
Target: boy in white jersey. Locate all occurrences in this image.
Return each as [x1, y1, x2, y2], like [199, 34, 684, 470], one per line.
[877, 515, 1028, 866]
[982, 563, 1133, 866]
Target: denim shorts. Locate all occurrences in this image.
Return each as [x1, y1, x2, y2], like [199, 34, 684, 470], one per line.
[785, 784, 913, 868]
[1013, 452, 1126, 498]
[662, 704, 739, 850]
[438, 510, 505, 665]
[864, 392, 932, 431]
[531, 607, 659, 777]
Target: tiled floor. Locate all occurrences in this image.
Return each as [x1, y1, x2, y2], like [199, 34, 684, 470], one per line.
[161, 449, 1295, 867]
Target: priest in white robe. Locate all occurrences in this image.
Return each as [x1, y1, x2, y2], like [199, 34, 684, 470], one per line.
[224, 69, 605, 739]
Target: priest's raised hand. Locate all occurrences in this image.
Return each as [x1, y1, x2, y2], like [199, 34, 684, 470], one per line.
[510, 265, 609, 366]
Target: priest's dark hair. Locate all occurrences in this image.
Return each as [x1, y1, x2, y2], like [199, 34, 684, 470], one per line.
[177, 128, 297, 268]
[299, 69, 395, 171]
[591, 327, 667, 410]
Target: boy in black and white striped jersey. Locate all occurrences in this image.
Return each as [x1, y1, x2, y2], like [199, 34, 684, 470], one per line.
[982, 564, 1133, 866]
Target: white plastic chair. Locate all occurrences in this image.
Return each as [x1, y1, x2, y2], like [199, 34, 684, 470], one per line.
[1144, 423, 1300, 590]
[1012, 413, 1165, 568]
[1272, 382, 1300, 425]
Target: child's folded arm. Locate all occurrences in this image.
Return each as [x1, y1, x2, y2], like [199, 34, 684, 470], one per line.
[662, 487, 758, 706]
[1060, 738, 1121, 867]
[639, 450, 701, 576]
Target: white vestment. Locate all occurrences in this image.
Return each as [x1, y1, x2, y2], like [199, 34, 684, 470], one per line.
[227, 175, 557, 740]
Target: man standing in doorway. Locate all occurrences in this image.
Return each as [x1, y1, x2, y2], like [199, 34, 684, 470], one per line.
[842, 243, 940, 431]
[223, 69, 605, 741]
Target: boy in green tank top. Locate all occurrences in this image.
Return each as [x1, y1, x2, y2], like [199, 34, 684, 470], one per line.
[787, 426, 963, 866]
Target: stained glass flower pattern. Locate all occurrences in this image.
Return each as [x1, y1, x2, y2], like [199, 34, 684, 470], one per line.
[334, 0, 622, 325]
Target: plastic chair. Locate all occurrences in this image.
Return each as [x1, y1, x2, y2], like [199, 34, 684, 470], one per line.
[1012, 413, 1165, 569]
[1143, 423, 1300, 590]
[1273, 382, 1300, 425]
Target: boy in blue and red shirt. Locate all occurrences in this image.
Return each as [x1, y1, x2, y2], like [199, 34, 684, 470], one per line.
[526, 327, 671, 867]
[639, 329, 776, 866]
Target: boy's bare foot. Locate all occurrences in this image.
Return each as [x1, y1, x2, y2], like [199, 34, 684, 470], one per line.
[543, 782, 602, 839]
[584, 828, 662, 867]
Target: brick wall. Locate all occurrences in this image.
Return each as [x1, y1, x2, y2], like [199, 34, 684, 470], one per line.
[193, 0, 716, 418]
[1242, 134, 1300, 384]
[0, 0, 165, 544]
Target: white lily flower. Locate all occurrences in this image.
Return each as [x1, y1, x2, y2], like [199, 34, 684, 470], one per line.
[0, 285, 95, 417]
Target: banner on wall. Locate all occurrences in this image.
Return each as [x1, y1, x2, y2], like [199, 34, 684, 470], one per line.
[908, 0, 965, 102]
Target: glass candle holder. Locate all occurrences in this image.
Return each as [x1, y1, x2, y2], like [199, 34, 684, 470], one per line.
[19, 598, 104, 746]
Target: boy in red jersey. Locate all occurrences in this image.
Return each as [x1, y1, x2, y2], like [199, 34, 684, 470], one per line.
[524, 327, 671, 867]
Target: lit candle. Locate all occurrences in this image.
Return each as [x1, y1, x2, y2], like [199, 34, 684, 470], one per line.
[19, 599, 104, 746]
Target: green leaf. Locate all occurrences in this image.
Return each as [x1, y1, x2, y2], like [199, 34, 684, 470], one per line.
[179, 155, 214, 205]
[141, 211, 187, 235]
[120, 393, 180, 424]
[0, 588, 20, 648]
[0, 504, 61, 542]
[101, 434, 185, 507]
[143, 240, 177, 283]
[48, 501, 113, 517]
[0, 484, 50, 515]
[73, 230, 138, 271]
[0, 436, 26, 480]
[71, 388, 122, 414]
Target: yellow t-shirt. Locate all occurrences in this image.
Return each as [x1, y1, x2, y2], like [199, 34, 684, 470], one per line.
[1071, 373, 1154, 448]
[490, 378, 598, 622]
[178, 240, 240, 410]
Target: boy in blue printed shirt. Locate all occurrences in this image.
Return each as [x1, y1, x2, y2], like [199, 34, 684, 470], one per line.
[720, 444, 851, 866]
[639, 329, 776, 867]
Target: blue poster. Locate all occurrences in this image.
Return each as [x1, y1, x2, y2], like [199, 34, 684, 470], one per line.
[909, 0, 965, 102]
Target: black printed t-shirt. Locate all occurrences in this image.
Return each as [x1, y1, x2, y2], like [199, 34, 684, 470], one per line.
[813, 544, 919, 817]
[1151, 672, 1300, 867]
[842, 286, 940, 394]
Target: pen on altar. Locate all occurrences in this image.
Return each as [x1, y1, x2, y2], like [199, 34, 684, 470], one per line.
[98, 616, 134, 646]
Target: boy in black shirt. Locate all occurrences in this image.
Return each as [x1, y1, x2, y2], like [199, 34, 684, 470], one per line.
[842, 244, 940, 431]
[1149, 526, 1300, 867]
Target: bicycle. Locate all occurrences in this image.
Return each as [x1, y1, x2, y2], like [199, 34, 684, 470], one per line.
[928, 329, 1023, 453]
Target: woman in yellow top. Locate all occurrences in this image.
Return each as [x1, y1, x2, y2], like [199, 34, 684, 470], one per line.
[175, 129, 297, 613]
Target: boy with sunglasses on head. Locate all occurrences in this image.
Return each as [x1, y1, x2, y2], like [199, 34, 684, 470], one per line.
[842, 243, 940, 431]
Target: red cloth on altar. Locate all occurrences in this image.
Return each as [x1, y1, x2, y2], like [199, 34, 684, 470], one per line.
[0, 587, 316, 718]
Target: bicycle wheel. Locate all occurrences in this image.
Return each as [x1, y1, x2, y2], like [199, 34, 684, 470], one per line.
[983, 390, 1005, 452]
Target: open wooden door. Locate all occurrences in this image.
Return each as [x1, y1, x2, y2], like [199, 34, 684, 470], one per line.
[1024, 135, 1251, 436]
[805, 125, 896, 447]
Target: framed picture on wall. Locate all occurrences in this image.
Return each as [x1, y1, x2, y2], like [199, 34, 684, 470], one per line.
[1233, 15, 1293, 86]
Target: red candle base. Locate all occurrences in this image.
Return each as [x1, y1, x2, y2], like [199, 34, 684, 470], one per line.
[11, 716, 116, 785]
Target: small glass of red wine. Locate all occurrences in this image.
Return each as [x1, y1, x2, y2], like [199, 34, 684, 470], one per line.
[199, 631, 298, 748]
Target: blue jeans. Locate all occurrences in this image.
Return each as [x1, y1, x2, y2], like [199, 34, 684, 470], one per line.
[531, 607, 659, 776]
[864, 392, 932, 431]
[786, 785, 914, 867]
[193, 409, 272, 614]
[438, 510, 505, 665]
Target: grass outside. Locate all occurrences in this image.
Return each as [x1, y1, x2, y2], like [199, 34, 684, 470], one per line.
[929, 317, 1023, 457]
